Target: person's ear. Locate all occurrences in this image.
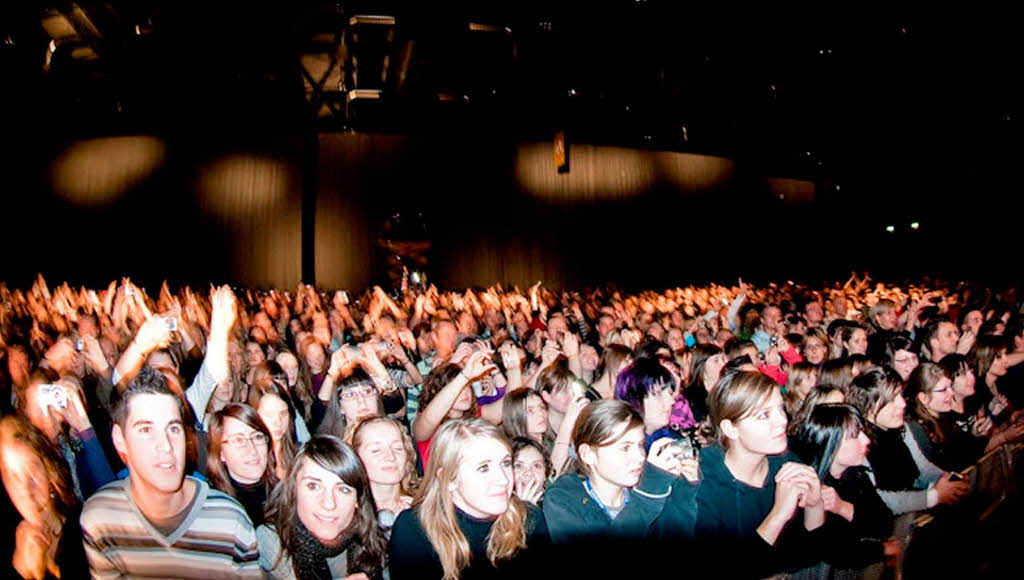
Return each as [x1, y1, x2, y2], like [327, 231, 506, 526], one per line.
[112, 423, 127, 456]
[719, 419, 739, 441]
[917, 392, 929, 407]
[578, 443, 597, 469]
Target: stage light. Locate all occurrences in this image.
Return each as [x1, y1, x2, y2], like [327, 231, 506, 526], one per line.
[195, 155, 294, 219]
[50, 136, 166, 205]
[886, 225, 895, 233]
[910, 222, 920, 230]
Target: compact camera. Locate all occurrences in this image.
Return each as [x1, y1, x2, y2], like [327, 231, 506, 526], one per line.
[38, 383, 68, 412]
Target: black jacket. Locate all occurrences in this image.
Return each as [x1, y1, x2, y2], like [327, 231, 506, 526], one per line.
[388, 504, 550, 580]
[544, 461, 690, 541]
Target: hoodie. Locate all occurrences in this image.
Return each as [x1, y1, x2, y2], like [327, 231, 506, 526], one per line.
[693, 444, 823, 578]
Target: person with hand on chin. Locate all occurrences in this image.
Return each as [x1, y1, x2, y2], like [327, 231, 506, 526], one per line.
[693, 371, 827, 578]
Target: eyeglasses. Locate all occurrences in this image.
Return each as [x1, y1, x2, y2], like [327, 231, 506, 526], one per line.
[340, 387, 377, 401]
[222, 432, 269, 449]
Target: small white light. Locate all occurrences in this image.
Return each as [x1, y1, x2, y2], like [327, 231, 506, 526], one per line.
[886, 225, 895, 233]
[910, 222, 920, 230]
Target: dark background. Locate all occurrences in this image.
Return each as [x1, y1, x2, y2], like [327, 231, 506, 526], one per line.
[1, 3, 1020, 291]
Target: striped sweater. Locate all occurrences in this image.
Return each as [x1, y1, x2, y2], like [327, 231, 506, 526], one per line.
[80, 476, 262, 579]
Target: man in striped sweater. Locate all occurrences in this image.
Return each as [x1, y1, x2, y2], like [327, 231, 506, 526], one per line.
[80, 366, 262, 578]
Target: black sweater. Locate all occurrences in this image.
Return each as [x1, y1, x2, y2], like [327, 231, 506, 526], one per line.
[388, 504, 550, 580]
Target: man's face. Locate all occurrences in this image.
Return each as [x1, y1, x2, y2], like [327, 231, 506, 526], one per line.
[483, 309, 500, 331]
[804, 302, 824, 324]
[433, 322, 458, 356]
[457, 312, 478, 336]
[761, 307, 782, 333]
[931, 322, 959, 358]
[597, 316, 615, 337]
[114, 393, 187, 497]
[546, 315, 569, 342]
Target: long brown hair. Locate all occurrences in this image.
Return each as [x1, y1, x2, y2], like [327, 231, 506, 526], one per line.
[415, 419, 528, 580]
[501, 388, 551, 448]
[264, 435, 388, 579]
[248, 377, 297, 471]
[419, 363, 478, 417]
[904, 362, 949, 444]
[350, 416, 420, 497]
[205, 403, 279, 499]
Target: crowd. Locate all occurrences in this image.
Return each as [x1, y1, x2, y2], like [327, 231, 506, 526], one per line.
[1, 272, 1023, 579]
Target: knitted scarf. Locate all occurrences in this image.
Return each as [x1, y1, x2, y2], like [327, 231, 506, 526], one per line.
[288, 520, 354, 580]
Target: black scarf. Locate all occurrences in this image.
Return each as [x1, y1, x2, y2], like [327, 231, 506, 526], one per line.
[288, 520, 354, 580]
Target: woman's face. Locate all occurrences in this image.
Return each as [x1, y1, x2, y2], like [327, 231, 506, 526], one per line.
[892, 349, 919, 381]
[219, 417, 269, 484]
[245, 342, 265, 367]
[582, 422, 646, 490]
[452, 385, 474, 413]
[920, 377, 954, 415]
[451, 437, 513, 519]
[871, 392, 906, 429]
[875, 308, 898, 331]
[357, 422, 408, 486]
[795, 371, 818, 399]
[704, 353, 727, 388]
[513, 446, 547, 488]
[0, 440, 52, 527]
[228, 341, 244, 375]
[728, 389, 788, 456]
[340, 385, 379, 424]
[952, 370, 975, 399]
[832, 429, 871, 474]
[989, 350, 1009, 377]
[845, 329, 868, 355]
[277, 353, 299, 386]
[257, 394, 290, 442]
[803, 338, 827, 365]
[304, 343, 326, 373]
[525, 395, 549, 436]
[642, 386, 676, 431]
[295, 457, 358, 544]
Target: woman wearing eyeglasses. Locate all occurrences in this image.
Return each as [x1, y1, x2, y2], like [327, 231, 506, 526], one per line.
[205, 403, 279, 527]
[317, 370, 384, 443]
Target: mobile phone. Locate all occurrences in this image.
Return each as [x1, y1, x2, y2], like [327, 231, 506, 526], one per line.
[165, 317, 178, 332]
[339, 291, 349, 305]
[471, 381, 486, 397]
[75, 338, 84, 352]
[948, 471, 964, 482]
[670, 436, 697, 460]
[38, 384, 68, 411]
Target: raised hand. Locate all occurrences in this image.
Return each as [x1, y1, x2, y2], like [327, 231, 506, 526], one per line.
[462, 349, 497, 381]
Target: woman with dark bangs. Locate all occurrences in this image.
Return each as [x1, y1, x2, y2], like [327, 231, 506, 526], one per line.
[258, 435, 388, 580]
[206, 403, 278, 527]
[791, 404, 896, 577]
[615, 358, 694, 449]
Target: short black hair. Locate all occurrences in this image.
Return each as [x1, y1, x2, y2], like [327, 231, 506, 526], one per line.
[110, 365, 187, 429]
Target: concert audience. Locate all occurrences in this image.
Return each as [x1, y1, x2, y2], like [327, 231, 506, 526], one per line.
[2, 274, 1024, 578]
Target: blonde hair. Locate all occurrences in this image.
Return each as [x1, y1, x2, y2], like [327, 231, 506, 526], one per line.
[351, 416, 420, 497]
[414, 418, 528, 580]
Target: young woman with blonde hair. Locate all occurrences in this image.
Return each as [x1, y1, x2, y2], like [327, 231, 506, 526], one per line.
[388, 418, 549, 580]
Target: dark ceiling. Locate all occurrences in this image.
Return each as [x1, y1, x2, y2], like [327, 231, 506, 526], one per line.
[1, 2, 1020, 195]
